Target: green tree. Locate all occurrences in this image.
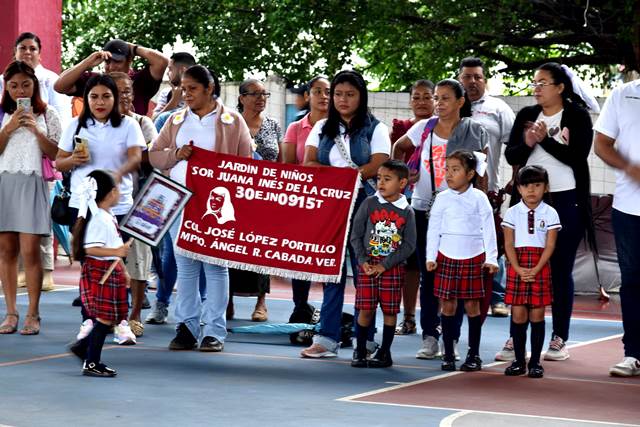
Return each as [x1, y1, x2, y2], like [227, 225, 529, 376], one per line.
[62, 0, 640, 90]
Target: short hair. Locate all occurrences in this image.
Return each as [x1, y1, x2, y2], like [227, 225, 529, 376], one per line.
[108, 71, 132, 84]
[171, 52, 196, 67]
[1, 60, 47, 115]
[380, 159, 409, 180]
[15, 32, 41, 51]
[237, 78, 262, 112]
[516, 165, 550, 186]
[410, 79, 435, 95]
[459, 57, 484, 73]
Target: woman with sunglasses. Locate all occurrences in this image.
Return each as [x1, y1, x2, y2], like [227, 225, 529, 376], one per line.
[228, 79, 283, 322]
[502, 62, 595, 362]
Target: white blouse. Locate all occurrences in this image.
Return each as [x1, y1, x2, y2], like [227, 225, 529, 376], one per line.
[0, 106, 61, 176]
[426, 186, 498, 266]
[501, 201, 562, 248]
[84, 209, 124, 261]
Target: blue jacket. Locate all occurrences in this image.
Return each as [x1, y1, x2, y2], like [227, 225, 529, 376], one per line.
[317, 114, 380, 166]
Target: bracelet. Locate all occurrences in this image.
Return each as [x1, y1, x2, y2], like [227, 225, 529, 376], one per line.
[132, 45, 138, 57]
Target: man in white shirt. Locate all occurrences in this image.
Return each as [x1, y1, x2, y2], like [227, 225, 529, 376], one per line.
[594, 79, 640, 377]
[459, 57, 515, 317]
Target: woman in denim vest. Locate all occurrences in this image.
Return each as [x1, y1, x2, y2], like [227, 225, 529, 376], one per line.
[301, 70, 391, 358]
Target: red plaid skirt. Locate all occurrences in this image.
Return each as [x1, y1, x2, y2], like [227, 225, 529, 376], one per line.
[80, 258, 128, 322]
[434, 252, 486, 300]
[505, 246, 552, 307]
[355, 259, 404, 315]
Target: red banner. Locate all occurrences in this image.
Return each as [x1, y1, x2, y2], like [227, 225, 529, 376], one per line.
[175, 147, 359, 283]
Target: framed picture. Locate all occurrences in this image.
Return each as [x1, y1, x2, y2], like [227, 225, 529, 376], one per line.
[119, 170, 192, 247]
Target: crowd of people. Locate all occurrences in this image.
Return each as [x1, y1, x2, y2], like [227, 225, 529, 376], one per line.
[0, 31, 638, 380]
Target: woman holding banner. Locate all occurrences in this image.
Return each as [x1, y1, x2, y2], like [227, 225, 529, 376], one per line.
[301, 70, 391, 358]
[149, 65, 252, 352]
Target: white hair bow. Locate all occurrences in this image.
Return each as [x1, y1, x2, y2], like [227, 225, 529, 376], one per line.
[77, 177, 99, 219]
[561, 65, 600, 113]
[473, 151, 487, 177]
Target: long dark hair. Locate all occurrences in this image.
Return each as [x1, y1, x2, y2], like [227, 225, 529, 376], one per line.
[237, 78, 261, 113]
[536, 62, 587, 110]
[322, 70, 370, 139]
[435, 78, 471, 118]
[78, 74, 122, 129]
[72, 170, 117, 261]
[1, 60, 47, 115]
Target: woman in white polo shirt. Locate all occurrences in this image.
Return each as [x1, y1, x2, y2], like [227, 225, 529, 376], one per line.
[149, 65, 252, 352]
[56, 73, 145, 325]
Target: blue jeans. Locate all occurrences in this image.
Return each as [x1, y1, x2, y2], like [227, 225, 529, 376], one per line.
[549, 190, 584, 342]
[169, 221, 228, 341]
[315, 189, 373, 350]
[612, 209, 640, 359]
[156, 229, 207, 305]
[415, 209, 441, 339]
[491, 256, 506, 305]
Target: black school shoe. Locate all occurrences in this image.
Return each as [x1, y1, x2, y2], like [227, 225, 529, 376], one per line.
[368, 349, 393, 368]
[460, 354, 482, 372]
[351, 350, 368, 368]
[168, 323, 197, 350]
[528, 362, 544, 378]
[82, 361, 117, 377]
[441, 354, 457, 371]
[199, 336, 224, 352]
[504, 360, 527, 376]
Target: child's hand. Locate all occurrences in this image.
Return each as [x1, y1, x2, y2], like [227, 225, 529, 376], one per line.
[369, 264, 386, 277]
[123, 270, 131, 288]
[426, 261, 437, 272]
[114, 244, 130, 258]
[483, 263, 499, 275]
[362, 262, 374, 276]
[519, 268, 535, 282]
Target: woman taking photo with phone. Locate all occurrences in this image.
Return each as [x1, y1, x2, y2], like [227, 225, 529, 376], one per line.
[0, 60, 61, 335]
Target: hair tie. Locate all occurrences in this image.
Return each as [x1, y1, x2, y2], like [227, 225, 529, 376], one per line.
[560, 64, 600, 113]
[473, 151, 487, 177]
[77, 177, 99, 219]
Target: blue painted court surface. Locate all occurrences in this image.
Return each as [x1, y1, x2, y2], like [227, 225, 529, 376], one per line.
[0, 284, 635, 427]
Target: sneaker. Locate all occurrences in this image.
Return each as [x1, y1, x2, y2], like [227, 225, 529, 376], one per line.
[437, 340, 460, 361]
[495, 337, 515, 361]
[145, 301, 169, 324]
[113, 320, 137, 345]
[300, 343, 337, 358]
[395, 315, 417, 335]
[368, 349, 393, 368]
[544, 335, 570, 361]
[460, 354, 482, 372]
[76, 319, 94, 340]
[168, 323, 197, 351]
[416, 335, 441, 359]
[199, 336, 224, 352]
[609, 357, 640, 377]
[490, 303, 509, 317]
[82, 361, 117, 377]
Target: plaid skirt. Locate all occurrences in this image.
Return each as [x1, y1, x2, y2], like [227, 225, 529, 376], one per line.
[355, 259, 404, 315]
[80, 258, 128, 322]
[433, 252, 486, 300]
[505, 246, 552, 307]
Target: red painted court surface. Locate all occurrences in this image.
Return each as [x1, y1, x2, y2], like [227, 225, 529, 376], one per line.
[343, 336, 639, 425]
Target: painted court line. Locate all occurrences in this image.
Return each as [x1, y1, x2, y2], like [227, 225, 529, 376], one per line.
[439, 411, 471, 427]
[336, 333, 624, 403]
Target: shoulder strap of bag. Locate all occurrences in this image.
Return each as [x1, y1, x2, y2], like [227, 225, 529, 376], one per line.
[333, 134, 377, 191]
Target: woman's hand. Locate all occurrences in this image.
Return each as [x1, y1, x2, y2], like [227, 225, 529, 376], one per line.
[524, 120, 546, 147]
[20, 111, 40, 135]
[176, 141, 194, 161]
[408, 170, 420, 185]
[69, 149, 90, 167]
[3, 108, 25, 134]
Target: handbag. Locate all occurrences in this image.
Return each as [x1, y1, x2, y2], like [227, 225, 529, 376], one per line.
[406, 117, 438, 176]
[51, 122, 81, 226]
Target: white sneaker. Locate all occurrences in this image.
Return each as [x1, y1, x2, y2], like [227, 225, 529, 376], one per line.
[416, 335, 441, 359]
[113, 320, 137, 345]
[76, 319, 94, 340]
[544, 335, 569, 361]
[495, 337, 515, 361]
[300, 343, 337, 358]
[609, 357, 640, 377]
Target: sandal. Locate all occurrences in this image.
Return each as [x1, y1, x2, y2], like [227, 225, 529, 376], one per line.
[129, 319, 144, 337]
[395, 315, 417, 335]
[20, 314, 41, 336]
[251, 305, 268, 322]
[0, 313, 19, 334]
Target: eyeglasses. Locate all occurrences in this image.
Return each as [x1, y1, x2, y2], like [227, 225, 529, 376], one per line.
[310, 88, 330, 96]
[528, 209, 535, 234]
[528, 81, 556, 89]
[243, 92, 271, 98]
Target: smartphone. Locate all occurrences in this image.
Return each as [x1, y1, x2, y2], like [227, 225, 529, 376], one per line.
[16, 97, 31, 111]
[73, 136, 91, 162]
